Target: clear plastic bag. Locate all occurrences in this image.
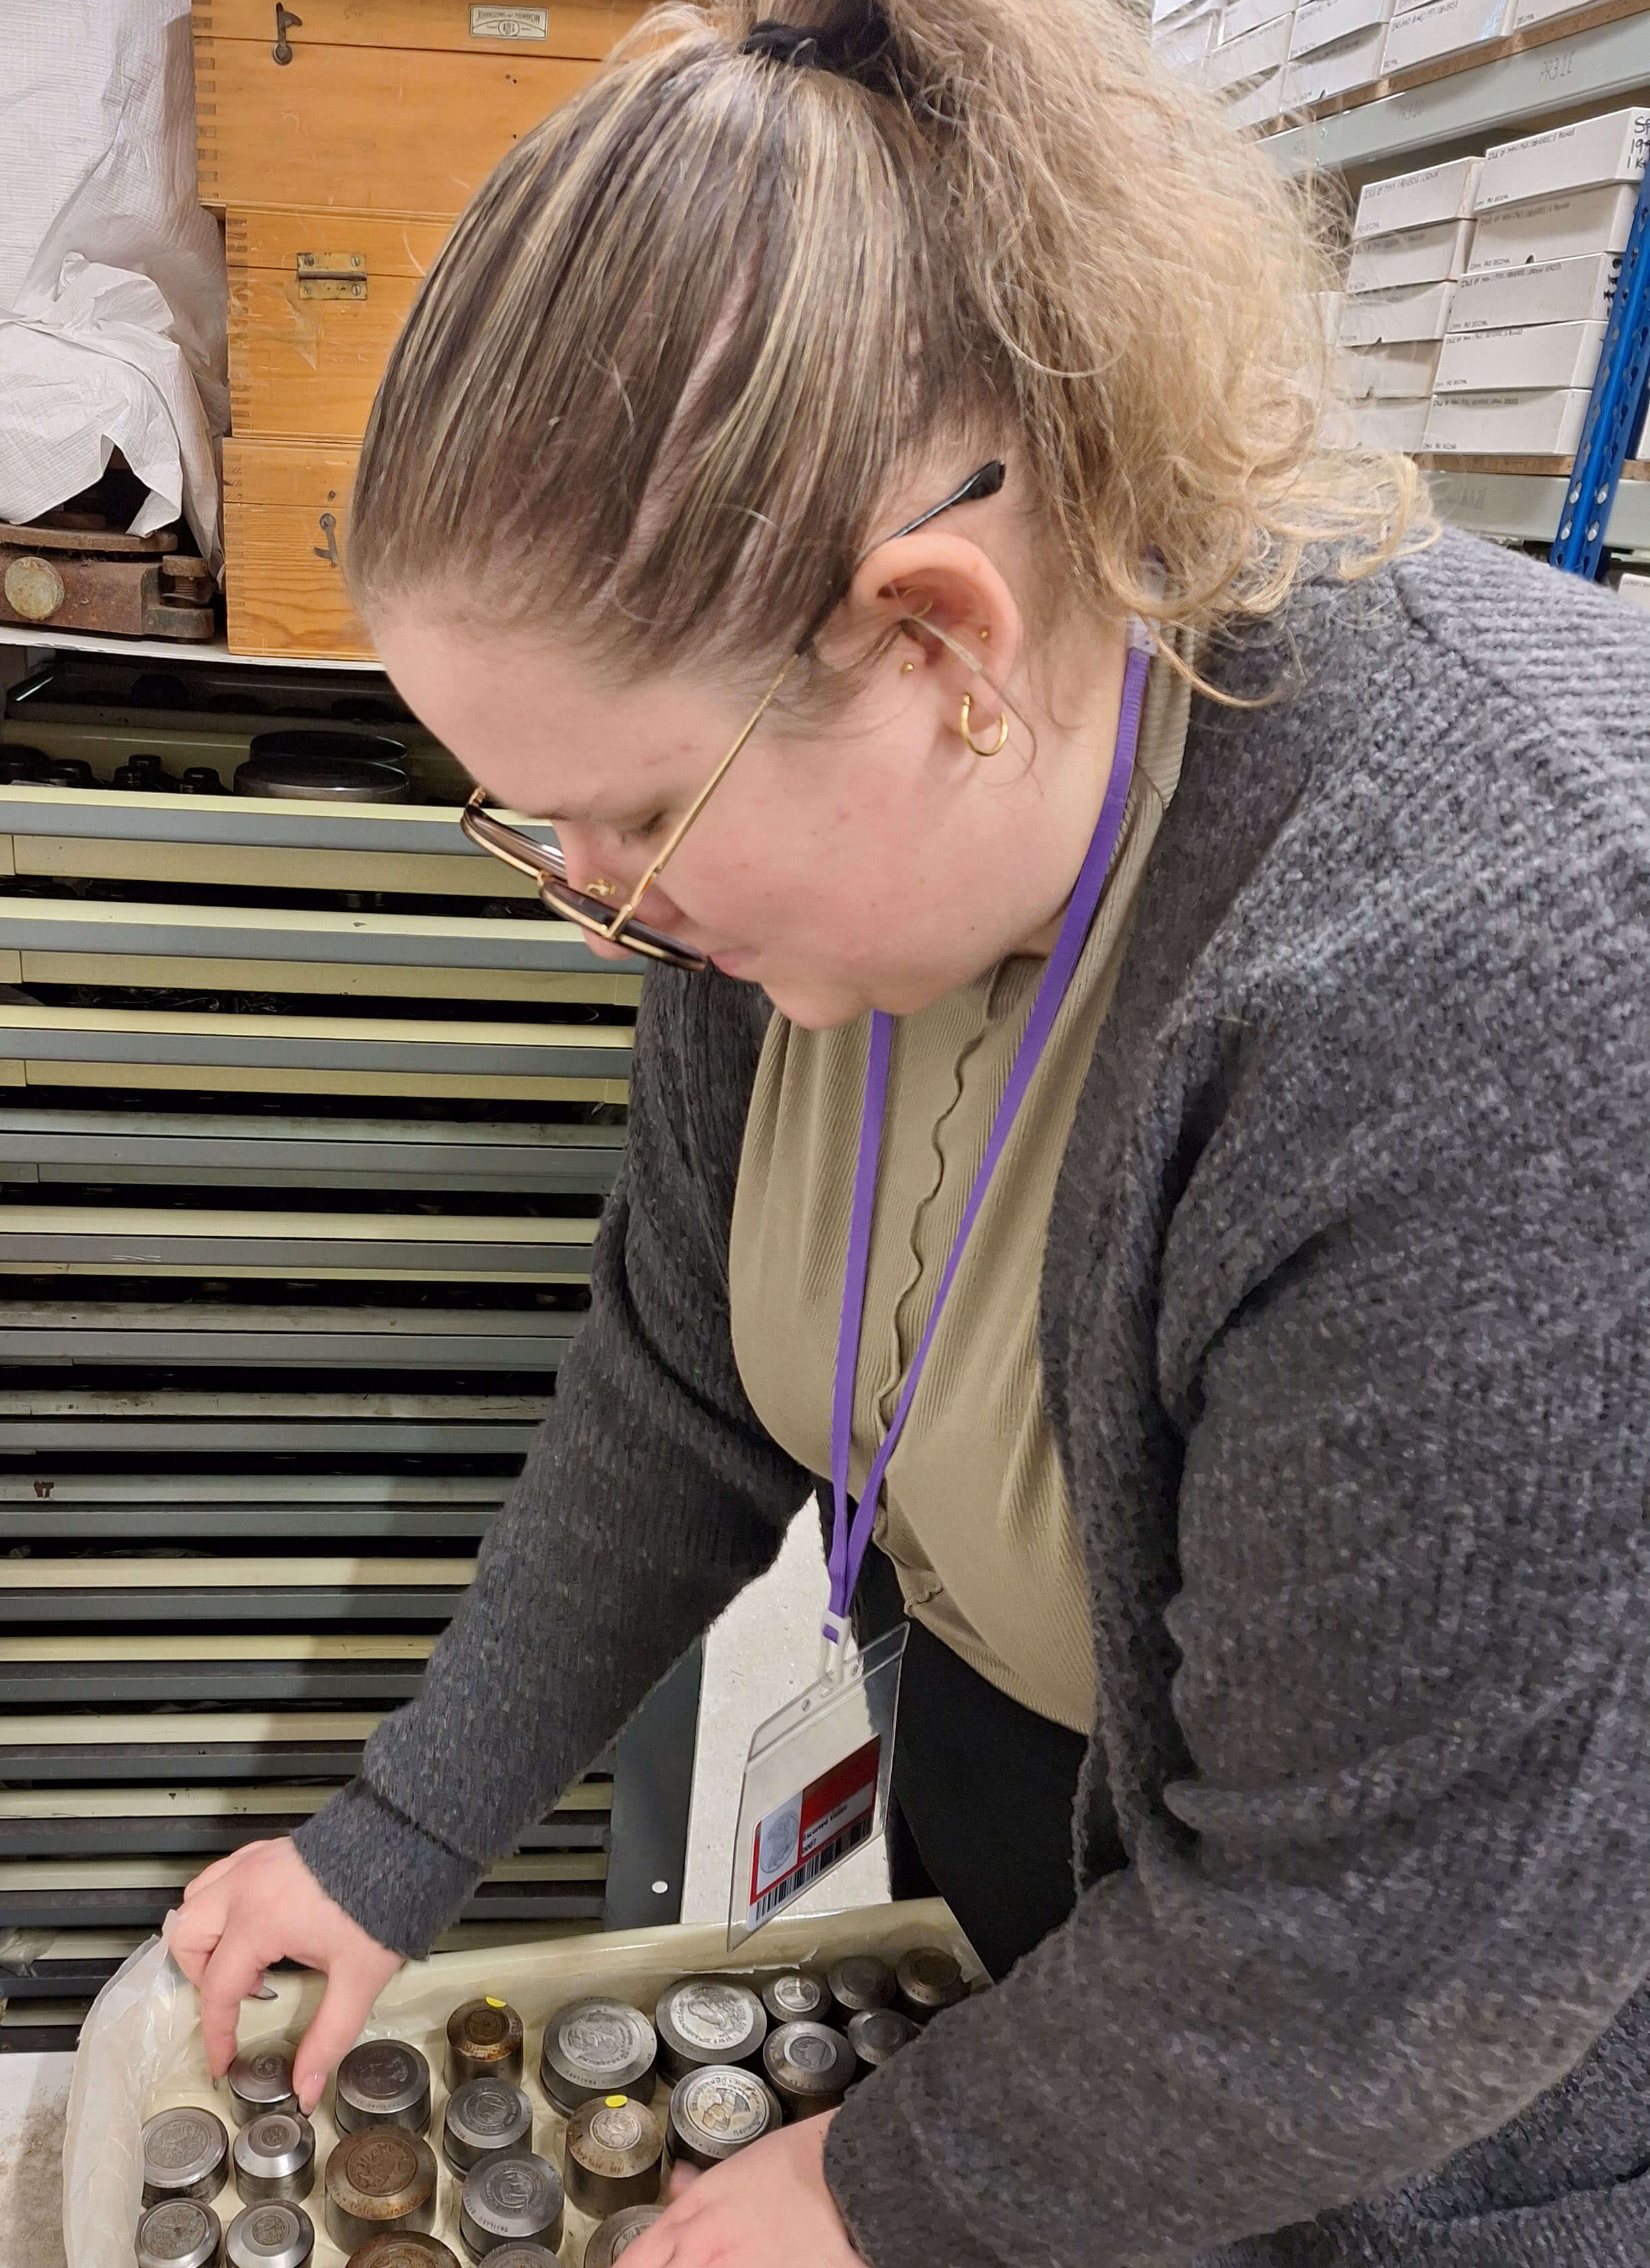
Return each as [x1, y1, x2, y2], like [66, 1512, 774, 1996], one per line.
[728, 1623, 908, 1951]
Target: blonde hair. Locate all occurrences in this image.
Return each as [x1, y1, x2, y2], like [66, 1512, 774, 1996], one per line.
[348, 0, 1433, 703]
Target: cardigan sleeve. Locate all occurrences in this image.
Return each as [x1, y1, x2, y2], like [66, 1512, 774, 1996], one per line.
[824, 712, 1650, 2263]
[294, 968, 811, 1955]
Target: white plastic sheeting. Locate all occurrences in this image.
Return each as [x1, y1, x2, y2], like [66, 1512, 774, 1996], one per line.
[0, 0, 228, 572]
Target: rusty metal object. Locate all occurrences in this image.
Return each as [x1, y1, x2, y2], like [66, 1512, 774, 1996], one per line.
[446, 1998, 525, 2090]
[563, 2095, 663, 2219]
[323, 2128, 438, 2254]
[0, 539, 215, 641]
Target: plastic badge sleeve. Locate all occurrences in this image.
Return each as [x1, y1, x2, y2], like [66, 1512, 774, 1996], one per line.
[726, 1622, 909, 1951]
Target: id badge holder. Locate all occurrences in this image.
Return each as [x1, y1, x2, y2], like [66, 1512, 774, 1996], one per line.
[726, 1621, 908, 1951]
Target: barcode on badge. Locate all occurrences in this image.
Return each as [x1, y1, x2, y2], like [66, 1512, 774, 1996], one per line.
[749, 1813, 874, 1926]
[745, 1735, 880, 1931]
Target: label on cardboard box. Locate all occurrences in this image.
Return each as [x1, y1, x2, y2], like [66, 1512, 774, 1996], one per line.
[1447, 250, 1620, 331]
[1347, 215, 1474, 292]
[1281, 20, 1385, 102]
[1354, 158, 1483, 240]
[1467, 182, 1638, 271]
[1476, 107, 1650, 210]
[1290, 0, 1390, 60]
[1381, 0, 1509, 73]
[1221, 0, 1296, 39]
[1208, 11, 1294, 85]
[1337, 279, 1458, 342]
[1433, 319, 1607, 393]
[1421, 386, 1592, 454]
[1337, 338, 1443, 396]
[1352, 398, 1431, 450]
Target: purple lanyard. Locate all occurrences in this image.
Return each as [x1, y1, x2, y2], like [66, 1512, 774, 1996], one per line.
[821, 634, 1153, 1665]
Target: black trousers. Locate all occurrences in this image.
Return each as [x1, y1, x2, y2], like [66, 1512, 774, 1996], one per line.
[851, 1541, 1126, 1982]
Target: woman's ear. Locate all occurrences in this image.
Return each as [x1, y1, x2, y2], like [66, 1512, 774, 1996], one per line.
[828, 530, 1023, 687]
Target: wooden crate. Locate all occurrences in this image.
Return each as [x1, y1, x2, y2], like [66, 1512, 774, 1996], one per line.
[227, 209, 452, 442]
[221, 437, 367, 657]
[193, 1, 643, 216]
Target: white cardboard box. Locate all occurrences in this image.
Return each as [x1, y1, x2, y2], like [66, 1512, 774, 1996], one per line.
[1476, 107, 1650, 210]
[1207, 9, 1294, 83]
[1466, 182, 1638, 270]
[1447, 249, 1620, 330]
[1354, 157, 1483, 240]
[1223, 0, 1294, 38]
[1510, 0, 1587, 22]
[1156, 9, 1221, 64]
[1337, 337, 1443, 394]
[1337, 278, 1458, 341]
[1421, 385, 1592, 453]
[1281, 21, 1385, 102]
[1290, 0, 1391, 59]
[1433, 318, 1607, 392]
[1229, 68, 1285, 125]
[1381, 0, 1510, 72]
[1353, 398, 1431, 449]
[1316, 288, 1347, 344]
[1347, 215, 1475, 291]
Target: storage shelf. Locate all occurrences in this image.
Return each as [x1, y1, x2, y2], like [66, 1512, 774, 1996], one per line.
[1425, 462, 1650, 542]
[1263, 0, 1650, 174]
[0, 622, 382, 672]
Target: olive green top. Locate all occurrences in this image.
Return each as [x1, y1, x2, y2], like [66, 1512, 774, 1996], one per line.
[728, 646, 1192, 1731]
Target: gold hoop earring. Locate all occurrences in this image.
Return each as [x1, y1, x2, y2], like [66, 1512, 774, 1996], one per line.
[959, 693, 1009, 759]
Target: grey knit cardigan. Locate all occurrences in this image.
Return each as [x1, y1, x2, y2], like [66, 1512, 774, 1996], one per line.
[296, 529, 1650, 2266]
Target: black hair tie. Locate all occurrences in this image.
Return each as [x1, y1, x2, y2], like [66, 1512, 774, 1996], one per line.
[740, 20, 827, 65]
[738, 9, 903, 90]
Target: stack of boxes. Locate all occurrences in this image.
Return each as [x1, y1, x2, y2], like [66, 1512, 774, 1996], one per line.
[1425, 110, 1649, 454]
[1336, 159, 1481, 452]
[1330, 108, 1649, 462]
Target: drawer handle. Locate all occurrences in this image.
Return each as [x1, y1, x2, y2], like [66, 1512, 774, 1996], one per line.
[273, 3, 301, 63]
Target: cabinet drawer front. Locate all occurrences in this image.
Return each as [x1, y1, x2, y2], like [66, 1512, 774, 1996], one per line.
[223, 439, 368, 659]
[196, 37, 593, 213]
[229, 267, 423, 441]
[194, 1, 644, 59]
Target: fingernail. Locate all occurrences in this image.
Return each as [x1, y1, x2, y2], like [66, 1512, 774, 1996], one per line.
[297, 2080, 319, 2115]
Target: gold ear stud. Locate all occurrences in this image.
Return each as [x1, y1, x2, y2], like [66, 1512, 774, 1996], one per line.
[901, 661, 915, 674]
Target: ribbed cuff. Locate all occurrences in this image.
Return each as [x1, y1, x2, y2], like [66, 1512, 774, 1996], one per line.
[292, 1778, 485, 1960]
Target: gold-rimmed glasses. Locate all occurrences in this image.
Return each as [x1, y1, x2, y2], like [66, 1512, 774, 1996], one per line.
[458, 460, 1006, 971]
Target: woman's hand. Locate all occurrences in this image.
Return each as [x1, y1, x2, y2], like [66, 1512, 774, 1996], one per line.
[624, 2109, 861, 2266]
[167, 1837, 404, 2112]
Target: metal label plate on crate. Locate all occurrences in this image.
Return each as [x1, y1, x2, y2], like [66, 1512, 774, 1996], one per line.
[469, 5, 550, 36]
